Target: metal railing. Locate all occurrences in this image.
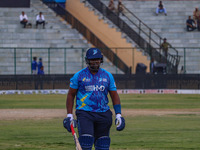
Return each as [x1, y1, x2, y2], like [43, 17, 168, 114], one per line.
[0, 47, 135, 75]
[42, 1, 130, 74]
[85, 0, 180, 73]
[0, 47, 199, 74]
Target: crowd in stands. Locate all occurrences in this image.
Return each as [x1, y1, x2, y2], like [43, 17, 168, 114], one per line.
[186, 7, 200, 31]
[19, 11, 46, 28]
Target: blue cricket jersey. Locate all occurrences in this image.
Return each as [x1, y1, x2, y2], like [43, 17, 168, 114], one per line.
[32, 61, 37, 70]
[70, 67, 117, 112]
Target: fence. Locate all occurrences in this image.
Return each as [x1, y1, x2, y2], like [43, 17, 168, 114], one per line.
[175, 47, 200, 74]
[0, 47, 135, 75]
[0, 47, 200, 75]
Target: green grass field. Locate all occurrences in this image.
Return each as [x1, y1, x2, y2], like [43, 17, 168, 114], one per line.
[0, 94, 200, 150]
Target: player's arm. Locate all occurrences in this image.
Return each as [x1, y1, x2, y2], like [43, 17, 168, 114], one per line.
[66, 87, 77, 114]
[109, 90, 121, 110]
[109, 90, 125, 131]
[63, 87, 77, 133]
[63, 71, 79, 133]
[108, 73, 125, 131]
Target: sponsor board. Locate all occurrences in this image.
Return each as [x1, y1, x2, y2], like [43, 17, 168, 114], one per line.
[0, 89, 200, 95]
[0, 89, 68, 95]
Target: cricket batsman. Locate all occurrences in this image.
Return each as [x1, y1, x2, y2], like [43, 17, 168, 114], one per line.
[63, 48, 125, 150]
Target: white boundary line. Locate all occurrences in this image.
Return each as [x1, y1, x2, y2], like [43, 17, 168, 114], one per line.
[0, 89, 200, 94]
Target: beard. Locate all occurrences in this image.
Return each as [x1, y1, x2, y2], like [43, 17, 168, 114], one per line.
[88, 64, 100, 72]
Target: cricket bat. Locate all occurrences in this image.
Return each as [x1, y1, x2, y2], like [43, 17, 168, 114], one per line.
[70, 123, 82, 150]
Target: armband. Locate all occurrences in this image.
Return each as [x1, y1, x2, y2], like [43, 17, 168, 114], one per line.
[113, 104, 121, 115]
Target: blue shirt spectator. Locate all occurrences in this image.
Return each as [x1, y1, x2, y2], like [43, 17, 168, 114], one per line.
[186, 16, 196, 31]
[38, 66, 44, 75]
[37, 58, 43, 74]
[32, 57, 37, 75]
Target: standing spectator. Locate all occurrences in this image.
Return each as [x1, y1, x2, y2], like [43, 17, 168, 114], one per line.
[156, 1, 167, 16]
[32, 57, 37, 75]
[63, 48, 125, 150]
[108, 0, 115, 12]
[19, 11, 28, 28]
[37, 66, 44, 89]
[193, 7, 200, 24]
[117, 0, 124, 16]
[37, 58, 43, 74]
[38, 66, 44, 75]
[160, 38, 171, 58]
[150, 58, 155, 74]
[186, 16, 196, 31]
[197, 15, 200, 31]
[36, 12, 45, 29]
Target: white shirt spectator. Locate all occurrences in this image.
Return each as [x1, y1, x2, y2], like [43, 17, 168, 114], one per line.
[36, 14, 45, 22]
[20, 14, 28, 21]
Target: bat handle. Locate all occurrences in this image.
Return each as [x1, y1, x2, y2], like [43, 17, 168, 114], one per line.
[71, 123, 75, 135]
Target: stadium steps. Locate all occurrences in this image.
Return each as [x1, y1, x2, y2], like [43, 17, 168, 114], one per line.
[101, 0, 200, 74]
[0, 0, 123, 74]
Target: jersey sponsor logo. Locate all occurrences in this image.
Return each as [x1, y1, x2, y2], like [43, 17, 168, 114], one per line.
[99, 78, 107, 82]
[82, 78, 91, 82]
[85, 85, 105, 91]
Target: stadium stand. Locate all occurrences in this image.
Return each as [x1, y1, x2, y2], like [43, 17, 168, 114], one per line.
[0, 0, 123, 74]
[101, 0, 200, 74]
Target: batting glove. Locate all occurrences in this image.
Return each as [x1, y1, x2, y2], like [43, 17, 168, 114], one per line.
[63, 114, 76, 132]
[115, 114, 125, 131]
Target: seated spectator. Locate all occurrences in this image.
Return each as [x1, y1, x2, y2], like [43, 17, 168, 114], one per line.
[193, 7, 200, 24]
[108, 0, 115, 11]
[186, 16, 196, 31]
[156, 1, 167, 16]
[36, 12, 45, 29]
[19, 11, 28, 28]
[117, 0, 124, 15]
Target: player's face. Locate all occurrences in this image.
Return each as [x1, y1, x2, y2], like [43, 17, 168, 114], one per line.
[88, 59, 101, 72]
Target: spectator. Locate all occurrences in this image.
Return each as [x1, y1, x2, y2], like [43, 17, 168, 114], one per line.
[117, 0, 124, 15]
[19, 11, 28, 28]
[37, 66, 44, 89]
[108, 0, 115, 12]
[37, 58, 43, 74]
[186, 16, 196, 31]
[197, 15, 200, 31]
[160, 38, 171, 58]
[150, 58, 155, 74]
[156, 1, 167, 16]
[38, 66, 44, 75]
[32, 57, 37, 75]
[36, 12, 45, 29]
[193, 7, 200, 24]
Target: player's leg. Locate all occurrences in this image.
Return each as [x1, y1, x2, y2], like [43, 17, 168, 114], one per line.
[76, 110, 95, 150]
[94, 110, 113, 150]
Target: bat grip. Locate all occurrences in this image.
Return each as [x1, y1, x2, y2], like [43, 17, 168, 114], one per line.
[70, 123, 75, 135]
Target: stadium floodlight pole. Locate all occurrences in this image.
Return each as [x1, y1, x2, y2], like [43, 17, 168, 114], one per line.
[70, 124, 82, 150]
